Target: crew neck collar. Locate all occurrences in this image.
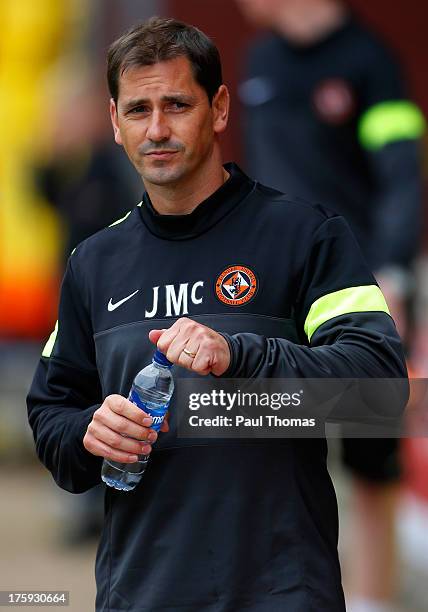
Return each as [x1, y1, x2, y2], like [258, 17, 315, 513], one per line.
[139, 162, 255, 240]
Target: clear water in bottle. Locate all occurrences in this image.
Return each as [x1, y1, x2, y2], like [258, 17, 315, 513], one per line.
[101, 349, 174, 491]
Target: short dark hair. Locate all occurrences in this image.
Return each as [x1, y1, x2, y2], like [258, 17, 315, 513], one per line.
[107, 16, 223, 105]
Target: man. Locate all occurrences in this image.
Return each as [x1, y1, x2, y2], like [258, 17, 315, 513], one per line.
[236, 0, 425, 338]
[27, 17, 406, 612]
[236, 1, 425, 610]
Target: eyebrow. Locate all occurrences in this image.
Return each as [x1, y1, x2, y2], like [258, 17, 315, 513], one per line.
[121, 94, 196, 113]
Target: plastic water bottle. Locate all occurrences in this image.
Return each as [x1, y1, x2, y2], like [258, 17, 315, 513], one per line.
[101, 349, 174, 491]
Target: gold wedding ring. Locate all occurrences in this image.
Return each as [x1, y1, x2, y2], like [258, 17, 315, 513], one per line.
[182, 348, 197, 358]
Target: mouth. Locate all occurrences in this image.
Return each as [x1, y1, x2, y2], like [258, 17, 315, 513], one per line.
[145, 151, 178, 160]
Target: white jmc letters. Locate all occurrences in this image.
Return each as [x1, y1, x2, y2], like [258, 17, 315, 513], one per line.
[145, 281, 204, 318]
[191, 281, 204, 305]
[165, 283, 188, 317]
[145, 286, 159, 318]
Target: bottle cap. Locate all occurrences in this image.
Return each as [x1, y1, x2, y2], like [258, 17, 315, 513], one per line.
[153, 349, 173, 368]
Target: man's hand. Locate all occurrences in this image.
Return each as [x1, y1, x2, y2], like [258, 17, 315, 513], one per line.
[149, 317, 231, 376]
[83, 394, 169, 463]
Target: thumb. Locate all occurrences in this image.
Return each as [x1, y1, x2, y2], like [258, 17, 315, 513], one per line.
[149, 329, 166, 345]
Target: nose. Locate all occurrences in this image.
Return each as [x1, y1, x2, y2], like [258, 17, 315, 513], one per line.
[146, 109, 171, 142]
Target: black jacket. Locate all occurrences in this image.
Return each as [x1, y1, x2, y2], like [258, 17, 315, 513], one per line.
[240, 17, 425, 271]
[27, 164, 406, 611]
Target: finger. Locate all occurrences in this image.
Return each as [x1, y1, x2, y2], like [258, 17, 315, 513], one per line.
[95, 440, 140, 463]
[191, 335, 230, 376]
[169, 333, 200, 366]
[88, 422, 155, 454]
[84, 432, 152, 463]
[99, 411, 156, 441]
[156, 322, 182, 356]
[149, 328, 166, 345]
[191, 337, 225, 375]
[162, 319, 199, 364]
[193, 365, 211, 376]
[192, 350, 214, 375]
[103, 395, 153, 427]
[98, 440, 152, 463]
[177, 344, 200, 371]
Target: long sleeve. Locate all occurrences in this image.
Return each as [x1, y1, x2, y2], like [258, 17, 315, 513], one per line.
[221, 216, 407, 389]
[356, 45, 425, 270]
[27, 257, 103, 493]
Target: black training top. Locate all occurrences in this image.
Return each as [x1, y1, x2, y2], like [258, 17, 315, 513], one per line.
[240, 17, 424, 270]
[27, 164, 406, 611]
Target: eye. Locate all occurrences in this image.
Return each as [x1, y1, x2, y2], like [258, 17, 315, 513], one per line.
[169, 101, 189, 111]
[128, 105, 149, 114]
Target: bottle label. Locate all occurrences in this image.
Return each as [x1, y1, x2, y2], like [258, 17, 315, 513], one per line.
[129, 388, 169, 432]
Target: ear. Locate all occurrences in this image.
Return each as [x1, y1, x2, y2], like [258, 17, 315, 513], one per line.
[212, 85, 230, 135]
[110, 98, 123, 145]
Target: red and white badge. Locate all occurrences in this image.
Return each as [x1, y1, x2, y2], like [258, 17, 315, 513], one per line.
[215, 265, 258, 306]
[312, 78, 355, 124]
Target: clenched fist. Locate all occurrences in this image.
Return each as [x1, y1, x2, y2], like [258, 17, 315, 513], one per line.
[149, 317, 231, 376]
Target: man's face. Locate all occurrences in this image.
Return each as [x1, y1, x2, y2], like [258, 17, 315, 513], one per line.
[110, 55, 228, 187]
[235, 0, 287, 26]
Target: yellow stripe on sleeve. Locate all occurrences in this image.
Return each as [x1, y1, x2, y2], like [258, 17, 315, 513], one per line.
[304, 285, 390, 342]
[42, 320, 58, 357]
[358, 100, 425, 151]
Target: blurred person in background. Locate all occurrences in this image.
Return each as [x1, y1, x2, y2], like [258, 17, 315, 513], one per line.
[236, 0, 425, 611]
[34, 69, 141, 545]
[27, 16, 408, 612]
[36, 69, 141, 265]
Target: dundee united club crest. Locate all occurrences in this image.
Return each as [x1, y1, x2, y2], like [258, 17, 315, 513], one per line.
[312, 78, 355, 125]
[215, 265, 257, 306]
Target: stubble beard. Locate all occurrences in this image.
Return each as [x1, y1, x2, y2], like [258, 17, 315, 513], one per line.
[140, 161, 188, 187]
[135, 138, 189, 187]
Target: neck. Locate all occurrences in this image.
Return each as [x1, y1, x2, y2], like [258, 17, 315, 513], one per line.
[275, 0, 348, 46]
[144, 149, 229, 215]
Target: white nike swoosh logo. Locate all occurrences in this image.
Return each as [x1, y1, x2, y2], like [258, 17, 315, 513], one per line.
[108, 290, 139, 312]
